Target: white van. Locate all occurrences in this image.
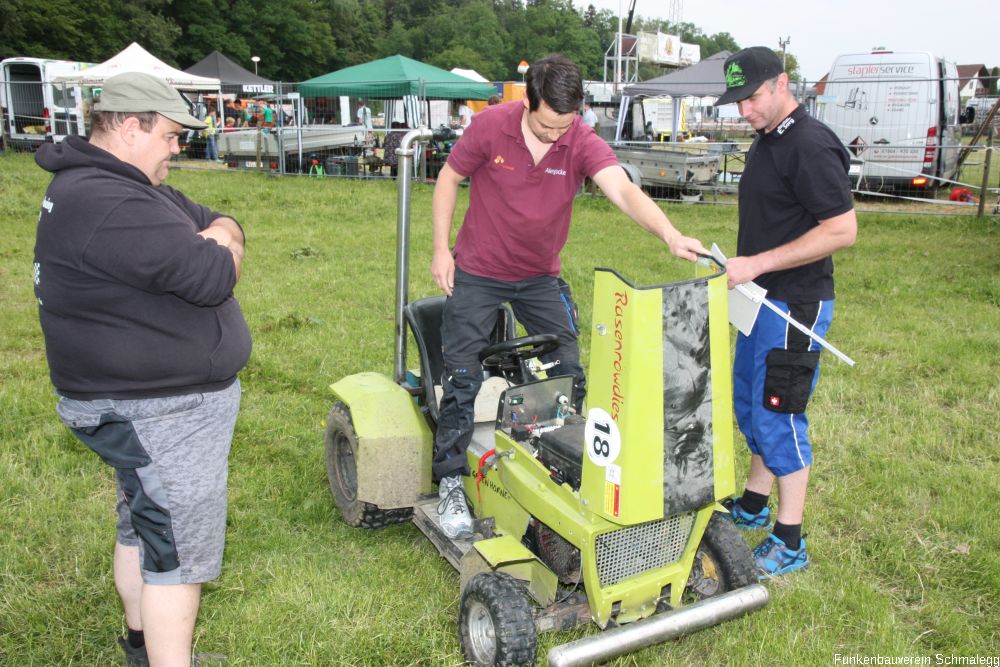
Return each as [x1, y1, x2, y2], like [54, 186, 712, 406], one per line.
[1, 57, 92, 148]
[818, 50, 967, 193]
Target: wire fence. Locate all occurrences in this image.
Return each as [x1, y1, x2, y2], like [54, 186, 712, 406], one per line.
[0, 75, 484, 179]
[2, 73, 998, 216]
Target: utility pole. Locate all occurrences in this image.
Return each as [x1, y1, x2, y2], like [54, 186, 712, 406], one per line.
[669, 0, 684, 27]
[778, 36, 790, 71]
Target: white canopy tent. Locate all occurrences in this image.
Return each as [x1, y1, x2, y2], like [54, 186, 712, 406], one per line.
[55, 42, 220, 90]
[449, 67, 490, 83]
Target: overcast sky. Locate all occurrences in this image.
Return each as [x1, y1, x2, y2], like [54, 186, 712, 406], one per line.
[583, 0, 997, 81]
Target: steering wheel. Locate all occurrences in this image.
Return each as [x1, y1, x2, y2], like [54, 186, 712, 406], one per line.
[479, 334, 559, 371]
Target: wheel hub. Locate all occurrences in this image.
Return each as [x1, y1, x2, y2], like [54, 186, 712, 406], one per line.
[687, 548, 722, 598]
[466, 600, 497, 663]
[333, 432, 358, 502]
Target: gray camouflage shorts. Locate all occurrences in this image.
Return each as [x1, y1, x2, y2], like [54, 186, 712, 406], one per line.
[56, 381, 241, 585]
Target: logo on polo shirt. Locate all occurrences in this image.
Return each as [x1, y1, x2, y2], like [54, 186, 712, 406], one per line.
[776, 116, 795, 135]
[544, 168, 567, 176]
[493, 154, 514, 171]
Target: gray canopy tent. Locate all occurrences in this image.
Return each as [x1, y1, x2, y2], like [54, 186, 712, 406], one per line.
[184, 52, 282, 127]
[185, 51, 277, 95]
[619, 50, 731, 143]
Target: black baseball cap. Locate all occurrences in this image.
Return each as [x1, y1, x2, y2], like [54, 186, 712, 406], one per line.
[714, 47, 784, 106]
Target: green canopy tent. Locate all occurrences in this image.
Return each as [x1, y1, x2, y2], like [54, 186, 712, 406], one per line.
[298, 54, 497, 100]
[299, 55, 496, 175]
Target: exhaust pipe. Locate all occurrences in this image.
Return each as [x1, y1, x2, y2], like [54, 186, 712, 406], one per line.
[547, 584, 770, 667]
[392, 126, 460, 384]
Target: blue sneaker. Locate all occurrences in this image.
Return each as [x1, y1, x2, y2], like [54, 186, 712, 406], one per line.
[723, 498, 771, 530]
[752, 534, 809, 579]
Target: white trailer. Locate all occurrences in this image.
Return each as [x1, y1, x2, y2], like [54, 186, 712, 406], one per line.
[1, 57, 92, 149]
[217, 125, 367, 172]
[598, 96, 720, 194]
[818, 50, 967, 193]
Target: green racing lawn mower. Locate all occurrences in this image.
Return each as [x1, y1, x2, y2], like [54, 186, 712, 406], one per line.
[323, 127, 769, 666]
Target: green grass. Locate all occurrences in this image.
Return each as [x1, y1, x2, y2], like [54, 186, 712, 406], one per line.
[958, 138, 1000, 201]
[1, 152, 998, 665]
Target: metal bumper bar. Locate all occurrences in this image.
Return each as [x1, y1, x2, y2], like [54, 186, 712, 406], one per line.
[547, 584, 770, 667]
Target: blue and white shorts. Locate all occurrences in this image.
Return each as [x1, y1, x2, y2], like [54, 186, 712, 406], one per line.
[733, 301, 833, 476]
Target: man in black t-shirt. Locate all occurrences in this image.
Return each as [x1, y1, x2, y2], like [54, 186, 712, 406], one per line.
[714, 47, 858, 578]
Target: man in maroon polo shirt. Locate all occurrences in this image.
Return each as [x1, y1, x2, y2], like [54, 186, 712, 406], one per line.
[429, 54, 707, 538]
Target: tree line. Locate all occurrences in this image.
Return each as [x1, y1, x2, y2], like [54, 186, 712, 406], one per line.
[0, 0, 748, 83]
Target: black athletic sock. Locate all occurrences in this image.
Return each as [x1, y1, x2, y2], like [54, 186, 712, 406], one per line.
[773, 522, 802, 551]
[738, 489, 769, 516]
[127, 628, 145, 649]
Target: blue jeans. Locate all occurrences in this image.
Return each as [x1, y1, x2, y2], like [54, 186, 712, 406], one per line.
[206, 134, 218, 161]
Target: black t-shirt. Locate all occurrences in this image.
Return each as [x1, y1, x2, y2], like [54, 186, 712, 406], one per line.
[737, 105, 853, 303]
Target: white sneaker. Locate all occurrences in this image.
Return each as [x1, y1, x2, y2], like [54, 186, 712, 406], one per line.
[437, 475, 474, 539]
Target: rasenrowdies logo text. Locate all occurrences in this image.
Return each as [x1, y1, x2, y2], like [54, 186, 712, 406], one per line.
[725, 62, 746, 89]
[610, 291, 628, 419]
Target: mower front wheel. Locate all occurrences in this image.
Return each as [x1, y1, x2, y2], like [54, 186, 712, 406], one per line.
[684, 512, 756, 601]
[459, 572, 537, 667]
[324, 401, 412, 529]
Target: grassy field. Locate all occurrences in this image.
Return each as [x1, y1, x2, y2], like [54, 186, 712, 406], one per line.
[1, 151, 998, 666]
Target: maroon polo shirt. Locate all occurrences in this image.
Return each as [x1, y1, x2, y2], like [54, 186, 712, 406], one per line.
[446, 101, 618, 281]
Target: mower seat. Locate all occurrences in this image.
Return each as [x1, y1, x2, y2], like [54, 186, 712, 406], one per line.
[404, 295, 515, 424]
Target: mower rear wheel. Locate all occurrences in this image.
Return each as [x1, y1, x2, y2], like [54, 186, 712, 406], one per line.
[684, 512, 756, 601]
[459, 572, 536, 667]
[324, 401, 412, 529]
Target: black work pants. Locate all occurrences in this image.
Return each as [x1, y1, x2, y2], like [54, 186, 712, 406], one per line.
[433, 268, 583, 480]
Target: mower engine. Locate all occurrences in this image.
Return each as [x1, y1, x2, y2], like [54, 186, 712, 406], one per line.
[535, 419, 586, 490]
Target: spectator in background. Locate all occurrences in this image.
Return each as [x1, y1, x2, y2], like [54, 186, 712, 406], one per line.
[262, 102, 275, 130]
[356, 99, 373, 131]
[581, 101, 598, 130]
[487, 94, 501, 106]
[457, 102, 473, 128]
[204, 109, 219, 161]
[382, 121, 407, 178]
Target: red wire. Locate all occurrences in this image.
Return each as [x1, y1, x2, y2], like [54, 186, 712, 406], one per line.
[475, 448, 496, 503]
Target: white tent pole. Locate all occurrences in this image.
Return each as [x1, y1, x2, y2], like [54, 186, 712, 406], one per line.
[616, 0, 623, 94]
[671, 95, 680, 143]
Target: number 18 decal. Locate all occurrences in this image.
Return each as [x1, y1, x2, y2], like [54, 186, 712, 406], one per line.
[585, 407, 621, 467]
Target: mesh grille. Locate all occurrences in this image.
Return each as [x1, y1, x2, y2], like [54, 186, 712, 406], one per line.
[595, 513, 695, 587]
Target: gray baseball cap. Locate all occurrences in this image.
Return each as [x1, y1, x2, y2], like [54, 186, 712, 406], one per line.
[93, 72, 207, 130]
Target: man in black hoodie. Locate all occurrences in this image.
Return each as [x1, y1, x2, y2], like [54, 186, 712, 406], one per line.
[33, 72, 252, 667]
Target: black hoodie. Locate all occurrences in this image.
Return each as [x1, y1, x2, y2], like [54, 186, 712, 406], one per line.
[34, 136, 252, 399]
